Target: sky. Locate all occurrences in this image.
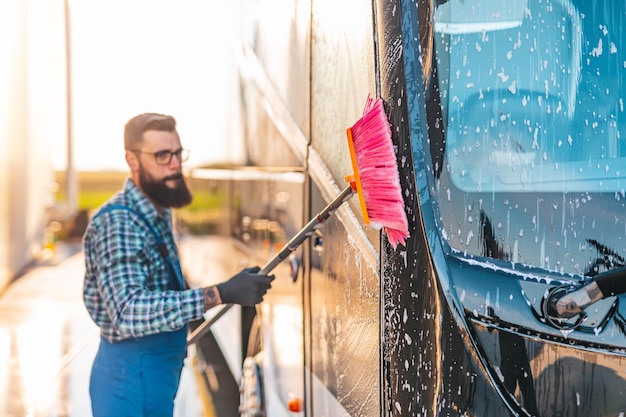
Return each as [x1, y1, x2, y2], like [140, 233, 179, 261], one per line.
[57, 0, 244, 171]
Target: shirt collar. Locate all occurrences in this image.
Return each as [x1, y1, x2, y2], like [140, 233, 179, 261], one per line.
[123, 178, 171, 223]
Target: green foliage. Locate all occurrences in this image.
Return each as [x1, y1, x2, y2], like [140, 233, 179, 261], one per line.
[53, 171, 227, 237]
[185, 189, 224, 212]
[54, 171, 224, 211]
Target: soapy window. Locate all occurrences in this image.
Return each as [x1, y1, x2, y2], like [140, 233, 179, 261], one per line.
[434, 0, 625, 192]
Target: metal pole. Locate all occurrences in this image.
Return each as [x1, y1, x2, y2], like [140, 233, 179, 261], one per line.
[64, 0, 78, 217]
[187, 185, 355, 345]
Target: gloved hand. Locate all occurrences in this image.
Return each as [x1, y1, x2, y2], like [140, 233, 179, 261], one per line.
[216, 266, 274, 306]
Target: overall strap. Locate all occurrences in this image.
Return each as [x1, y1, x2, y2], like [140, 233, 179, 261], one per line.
[92, 204, 184, 290]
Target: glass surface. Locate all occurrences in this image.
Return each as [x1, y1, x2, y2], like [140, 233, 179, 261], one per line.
[435, 0, 624, 193]
[428, 0, 626, 275]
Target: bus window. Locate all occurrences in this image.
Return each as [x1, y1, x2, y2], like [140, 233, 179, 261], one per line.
[435, 0, 624, 193]
[428, 0, 625, 274]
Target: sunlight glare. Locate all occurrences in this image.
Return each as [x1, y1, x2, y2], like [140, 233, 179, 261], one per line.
[60, 0, 244, 171]
[16, 303, 64, 415]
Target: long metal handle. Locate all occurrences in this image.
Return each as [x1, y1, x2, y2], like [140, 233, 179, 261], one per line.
[187, 185, 355, 345]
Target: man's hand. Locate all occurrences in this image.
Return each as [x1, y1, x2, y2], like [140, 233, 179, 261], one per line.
[216, 266, 274, 306]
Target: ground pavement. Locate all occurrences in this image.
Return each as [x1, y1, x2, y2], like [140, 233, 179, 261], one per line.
[0, 242, 209, 417]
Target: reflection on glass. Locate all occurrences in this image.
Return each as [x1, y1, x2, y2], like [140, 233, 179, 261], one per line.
[435, 0, 624, 192]
[428, 0, 626, 275]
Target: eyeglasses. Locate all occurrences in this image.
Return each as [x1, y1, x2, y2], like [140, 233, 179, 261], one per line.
[131, 148, 190, 165]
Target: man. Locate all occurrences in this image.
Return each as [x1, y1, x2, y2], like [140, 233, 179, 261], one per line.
[83, 113, 274, 417]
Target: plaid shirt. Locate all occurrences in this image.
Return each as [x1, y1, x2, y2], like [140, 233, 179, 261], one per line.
[83, 178, 204, 342]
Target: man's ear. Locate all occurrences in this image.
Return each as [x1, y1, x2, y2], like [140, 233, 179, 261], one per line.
[126, 150, 140, 173]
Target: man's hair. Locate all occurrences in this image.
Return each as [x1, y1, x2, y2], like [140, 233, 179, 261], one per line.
[124, 113, 178, 150]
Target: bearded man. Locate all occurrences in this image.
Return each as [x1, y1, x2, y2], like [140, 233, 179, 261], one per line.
[82, 113, 274, 417]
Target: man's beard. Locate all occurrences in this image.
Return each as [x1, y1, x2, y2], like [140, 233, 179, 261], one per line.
[138, 168, 192, 208]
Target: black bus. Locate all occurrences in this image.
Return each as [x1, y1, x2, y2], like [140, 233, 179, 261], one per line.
[192, 0, 626, 415]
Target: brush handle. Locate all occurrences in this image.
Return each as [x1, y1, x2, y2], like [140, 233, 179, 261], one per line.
[187, 185, 355, 345]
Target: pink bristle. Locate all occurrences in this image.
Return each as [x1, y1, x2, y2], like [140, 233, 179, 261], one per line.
[350, 97, 409, 249]
[384, 228, 410, 250]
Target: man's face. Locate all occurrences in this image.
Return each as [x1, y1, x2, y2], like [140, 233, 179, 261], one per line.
[133, 129, 192, 208]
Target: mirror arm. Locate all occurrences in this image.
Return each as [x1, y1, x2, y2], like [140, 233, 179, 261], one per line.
[549, 281, 604, 319]
[547, 267, 626, 319]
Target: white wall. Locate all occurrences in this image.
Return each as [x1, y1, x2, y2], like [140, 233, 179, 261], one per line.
[0, 0, 65, 289]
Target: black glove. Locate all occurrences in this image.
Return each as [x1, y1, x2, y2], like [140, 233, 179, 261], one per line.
[216, 266, 274, 306]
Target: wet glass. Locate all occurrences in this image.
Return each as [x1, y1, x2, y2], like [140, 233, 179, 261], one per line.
[435, 0, 624, 192]
[427, 0, 626, 275]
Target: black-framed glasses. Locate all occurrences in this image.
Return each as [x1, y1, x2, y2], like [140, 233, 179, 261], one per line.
[132, 148, 190, 165]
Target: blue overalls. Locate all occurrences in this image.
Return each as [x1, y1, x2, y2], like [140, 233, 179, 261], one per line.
[89, 327, 188, 417]
[89, 205, 187, 417]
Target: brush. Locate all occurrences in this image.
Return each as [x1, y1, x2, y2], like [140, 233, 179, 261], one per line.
[188, 96, 409, 345]
[346, 96, 409, 249]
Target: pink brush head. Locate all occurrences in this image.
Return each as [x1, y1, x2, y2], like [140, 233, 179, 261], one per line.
[346, 97, 409, 249]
